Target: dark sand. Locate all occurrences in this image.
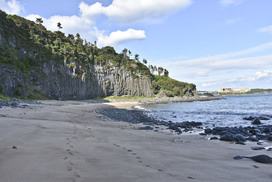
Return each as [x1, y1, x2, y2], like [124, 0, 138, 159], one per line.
[0, 100, 271, 182]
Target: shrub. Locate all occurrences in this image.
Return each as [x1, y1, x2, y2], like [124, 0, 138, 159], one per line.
[165, 90, 174, 97]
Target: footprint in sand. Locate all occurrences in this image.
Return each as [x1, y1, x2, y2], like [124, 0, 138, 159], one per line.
[74, 172, 80, 178]
[66, 149, 74, 156]
[114, 144, 120, 147]
[66, 166, 72, 171]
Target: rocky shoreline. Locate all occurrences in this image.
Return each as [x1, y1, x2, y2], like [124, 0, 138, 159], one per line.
[97, 104, 272, 151]
[0, 98, 41, 108]
[101, 95, 223, 105]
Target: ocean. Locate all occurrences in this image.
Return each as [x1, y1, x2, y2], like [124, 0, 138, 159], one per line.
[143, 94, 272, 127]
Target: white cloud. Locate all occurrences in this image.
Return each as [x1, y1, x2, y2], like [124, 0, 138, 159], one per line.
[96, 29, 146, 47]
[158, 42, 272, 90]
[26, 14, 146, 47]
[167, 41, 272, 70]
[24, 0, 192, 47]
[201, 70, 272, 90]
[254, 70, 272, 80]
[219, 0, 245, 7]
[26, 14, 93, 36]
[79, 0, 193, 23]
[0, 0, 23, 15]
[258, 25, 272, 34]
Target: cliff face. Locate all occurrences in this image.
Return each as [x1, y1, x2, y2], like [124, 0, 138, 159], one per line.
[0, 62, 153, 100]
[0, 10, 154, 99]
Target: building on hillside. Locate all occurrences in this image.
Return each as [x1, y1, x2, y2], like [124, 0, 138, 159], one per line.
[219, 88, 250, 93]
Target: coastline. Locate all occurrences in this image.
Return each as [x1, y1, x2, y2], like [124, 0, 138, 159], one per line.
[99, 95, 224, 107]
[0, 100, 271, 182]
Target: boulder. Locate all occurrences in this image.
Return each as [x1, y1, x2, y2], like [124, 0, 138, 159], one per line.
[252, 118, 262, 125]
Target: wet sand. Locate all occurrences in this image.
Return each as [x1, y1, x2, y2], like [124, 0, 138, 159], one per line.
[0, 100, 271, 182]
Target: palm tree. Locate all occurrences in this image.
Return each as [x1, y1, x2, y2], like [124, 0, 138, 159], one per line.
[148, 65, 154, 73]
[35, 18, 43, 25]
[122, 48, 128, 59]
[143, 58, 147, 64]
[153, 66, 158, 74]
[158, 67, 164, 76]
[57, 22, 62, 31]
[164, 69, 169, 77]
[134, 54, 139, 62]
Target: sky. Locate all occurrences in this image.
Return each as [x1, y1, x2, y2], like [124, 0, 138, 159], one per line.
[1, 0, 272, 91]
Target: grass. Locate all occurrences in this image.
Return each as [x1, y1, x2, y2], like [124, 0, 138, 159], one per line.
[0, 93, 11, 101]
[94, 95, 156, 101]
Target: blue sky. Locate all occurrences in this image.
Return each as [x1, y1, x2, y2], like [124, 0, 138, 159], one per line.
[1, 0, 272, 91]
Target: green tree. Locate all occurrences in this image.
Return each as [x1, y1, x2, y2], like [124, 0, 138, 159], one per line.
[57, 22, 62, 30]
[134, 54, 139, 62]
[164, 69, 169, 77]
[158, 67, 164, 76]
[153, 66, 157, 74]
[143, 58, 147, 64]
[76, 33, 81, 40]
[35, 17, 43, 25]
[68, 34, 75, 41]
[122, 48, 128, 59]
[128, 50, 132, 58]
[148, 65, 154, 73]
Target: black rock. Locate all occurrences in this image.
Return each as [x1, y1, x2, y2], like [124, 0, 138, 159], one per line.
[220, 133, 246, 142]
[250, 155, 272, 164]
[199, 132, 206, 136]
[139, 126, 153, 130]
[204, 128, 213, 135]
[233, 155, 244, 160]
[235, 141, 246, 145]
[176, 121, 202, 128]
[246, 136, 259, 142]
[267, 135, 272, 141]
[234, 154, 272, 164]
[256, 134, 268, 140]
[252, 118, 262, 125]
[210, 137, 219, 140]
[168, 125, 182, 134]
[251, 147, 265, 150]
[243, 116, 255, 120]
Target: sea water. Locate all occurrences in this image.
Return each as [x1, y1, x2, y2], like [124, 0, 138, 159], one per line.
[144, 94, 272, 127]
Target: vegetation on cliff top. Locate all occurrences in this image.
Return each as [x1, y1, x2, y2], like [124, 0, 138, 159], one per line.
[0, 10, 196, 97]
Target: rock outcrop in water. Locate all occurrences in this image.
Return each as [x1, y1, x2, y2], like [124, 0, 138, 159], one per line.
[0, 10, 196, 100]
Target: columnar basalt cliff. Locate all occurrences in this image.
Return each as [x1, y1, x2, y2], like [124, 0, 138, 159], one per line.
[0, 62, 153, 100]
[0, 10, 195, 100]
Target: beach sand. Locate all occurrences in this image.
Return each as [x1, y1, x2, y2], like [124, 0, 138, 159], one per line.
[0, 100, 271, 182]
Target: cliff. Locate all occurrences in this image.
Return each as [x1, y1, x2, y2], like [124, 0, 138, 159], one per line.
[0, 10, 195, 100]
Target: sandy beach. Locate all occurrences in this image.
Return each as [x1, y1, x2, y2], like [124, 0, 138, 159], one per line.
[0, 100, 271, 182]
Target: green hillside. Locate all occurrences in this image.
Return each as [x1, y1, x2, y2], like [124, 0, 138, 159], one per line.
[0, 10, 196, 98]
